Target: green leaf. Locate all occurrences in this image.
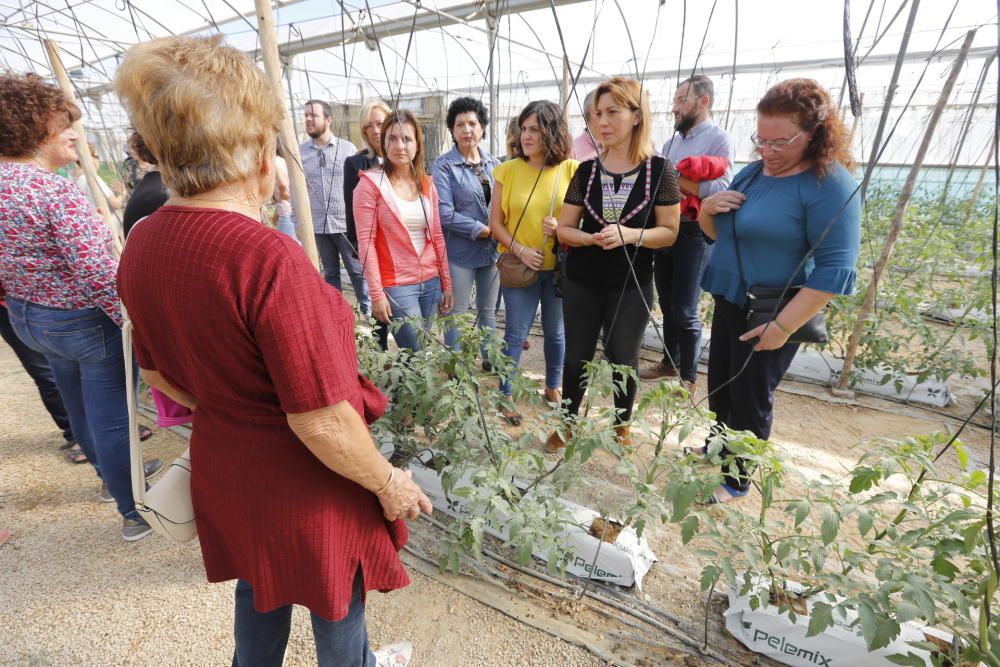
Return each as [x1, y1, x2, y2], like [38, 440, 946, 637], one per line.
[793, 499, 811, 528]
[700, 565, 720, 592]
[857, 509, 873, 537]
[931, 554, 959, 581]
[821, 510, 839, 545]
[670, 482, 698, 523]
[680, 515, 699, 545]
[895, 602, 921, 623]
[806, 601, 834, 637]
[850, 466, 881, 494]
[886, 652, 932, 667]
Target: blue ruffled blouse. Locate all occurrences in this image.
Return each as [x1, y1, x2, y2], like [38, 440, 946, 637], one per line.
[701, 161, 861, 307]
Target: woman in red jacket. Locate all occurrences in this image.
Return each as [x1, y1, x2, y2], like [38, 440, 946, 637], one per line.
[354, 109, 454, 352]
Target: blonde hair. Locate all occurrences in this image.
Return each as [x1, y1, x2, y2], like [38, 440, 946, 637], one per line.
[594, 77, 654, 164]
[358, 100, 391, 155]
[113, 35, 282, 197]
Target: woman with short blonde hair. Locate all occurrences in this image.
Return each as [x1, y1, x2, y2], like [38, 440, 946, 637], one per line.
[115, 35, 426, 666]
[547, 77, 681, 451]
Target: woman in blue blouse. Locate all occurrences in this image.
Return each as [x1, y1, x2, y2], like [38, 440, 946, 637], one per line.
[432, 97, 501, 369]
[697, 78, 861, 503]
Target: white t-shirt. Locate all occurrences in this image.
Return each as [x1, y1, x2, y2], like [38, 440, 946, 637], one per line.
[392, 190, 429, 256]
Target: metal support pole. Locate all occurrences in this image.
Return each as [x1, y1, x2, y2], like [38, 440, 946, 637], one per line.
[255, 0, 320, 270]
[43, 39, 123, 256]
[487, 4, 499, 156]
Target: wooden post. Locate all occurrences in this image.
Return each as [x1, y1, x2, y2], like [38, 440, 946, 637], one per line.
[254, 0, 320, 270]
[943, 54, 995, 199]
[836, 30, 976, 391]
[967, 128, 997, 213]
[43, 39, 123, 256]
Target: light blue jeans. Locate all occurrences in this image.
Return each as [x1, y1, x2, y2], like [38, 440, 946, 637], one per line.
[383, 277, 441, 353]
[499, 270, 564, 396]
[6, 299, 138, 519]
[276, 213, 298, 241]
[444, 263, 499, 361]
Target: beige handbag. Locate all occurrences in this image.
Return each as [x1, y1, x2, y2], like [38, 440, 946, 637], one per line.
[123, 310, 198, 542]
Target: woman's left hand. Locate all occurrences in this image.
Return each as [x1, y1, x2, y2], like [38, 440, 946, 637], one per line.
[739, 321, 790, 351]
[439, 289, 454, 314]
[597, 224, 636, 250]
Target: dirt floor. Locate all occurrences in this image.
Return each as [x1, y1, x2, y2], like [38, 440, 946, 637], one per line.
[1, 317, 992, 666]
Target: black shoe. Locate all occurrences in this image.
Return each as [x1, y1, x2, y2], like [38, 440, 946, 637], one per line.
[144, 459, 163, 479]
[482, 360, 493, 373]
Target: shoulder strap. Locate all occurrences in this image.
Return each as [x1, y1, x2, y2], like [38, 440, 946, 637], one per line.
[731, 161, 764, 294]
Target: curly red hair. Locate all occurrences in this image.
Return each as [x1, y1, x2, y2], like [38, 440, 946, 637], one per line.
[0, 72, 80, 158]
[757, 78, 854, 177]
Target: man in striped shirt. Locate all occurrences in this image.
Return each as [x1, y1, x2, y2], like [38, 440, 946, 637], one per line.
[300, 100, 371, 313]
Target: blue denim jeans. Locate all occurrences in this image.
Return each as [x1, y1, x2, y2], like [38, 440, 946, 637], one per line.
[315, 232, 372, 313]
[384, 277, 441, 353]
[276, 214, 298, 241]
[653, 220, 713, 383]
[444, 263, 500, 360]
[232, 569, 374, 667]
[499, 270, 564, 396]
[6, 299, 137, 519]
[0, 304, 73, 443]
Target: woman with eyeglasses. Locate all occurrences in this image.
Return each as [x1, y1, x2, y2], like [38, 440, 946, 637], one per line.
[696, 78, 861, 503]
[431, 97, 501, 369]
[345, 100, 391, 350]
[354, 109, 453, 353]
[546, 77, 681, 452]
[489, 100, 578, 426]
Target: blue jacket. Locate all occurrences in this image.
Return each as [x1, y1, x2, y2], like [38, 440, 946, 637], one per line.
[431, 145, 501, 269]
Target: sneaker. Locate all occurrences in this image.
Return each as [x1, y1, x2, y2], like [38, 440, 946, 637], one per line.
[373, 640, 412, 667]
[638, 361, 679, 381]
[98, 459, 164, 503]
[121, 515, 154, 541]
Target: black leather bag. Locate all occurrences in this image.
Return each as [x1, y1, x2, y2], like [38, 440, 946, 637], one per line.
[744, 285, 828, 344]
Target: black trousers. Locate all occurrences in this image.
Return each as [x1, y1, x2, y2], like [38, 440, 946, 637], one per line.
[562, 278, 653, 423]
[0, 304, 73, 443]
[707, 296, 798, 491]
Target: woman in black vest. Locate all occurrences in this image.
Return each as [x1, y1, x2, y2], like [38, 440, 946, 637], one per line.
[547, 77, 681, 451]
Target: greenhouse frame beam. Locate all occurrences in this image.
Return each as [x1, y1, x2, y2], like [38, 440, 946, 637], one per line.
[449, 44, 999, 95]
[260, 0, 589, 60]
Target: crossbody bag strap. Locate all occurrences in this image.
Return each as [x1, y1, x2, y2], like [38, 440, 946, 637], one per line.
[506, 164, 545, 251]
[122, 304, 147, 510]
[730, 161, 764, 299]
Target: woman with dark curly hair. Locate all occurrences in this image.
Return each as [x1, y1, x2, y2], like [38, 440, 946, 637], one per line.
[489, 100, 578, 425]
[696, 78, 861, 503]
[432, 97, 501, 367]
[0, 72, 161, 540]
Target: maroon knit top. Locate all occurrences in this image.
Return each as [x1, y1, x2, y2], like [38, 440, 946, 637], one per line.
[118, 206, 408, 620]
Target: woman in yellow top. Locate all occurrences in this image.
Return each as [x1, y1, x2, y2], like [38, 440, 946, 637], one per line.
[489, 100, 579, 424]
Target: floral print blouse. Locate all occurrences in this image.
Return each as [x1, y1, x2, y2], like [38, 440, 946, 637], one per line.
[0, 162, 122, 326]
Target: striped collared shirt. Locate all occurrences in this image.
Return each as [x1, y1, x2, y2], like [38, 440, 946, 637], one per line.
[300, 135, 358, 234]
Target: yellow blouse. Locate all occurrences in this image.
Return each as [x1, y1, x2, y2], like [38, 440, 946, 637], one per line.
[493, 158, 579, 271]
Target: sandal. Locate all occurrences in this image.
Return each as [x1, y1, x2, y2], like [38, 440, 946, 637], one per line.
[500, 406, 523, 427]
[66, 443, 88, 464]
[0, 527, 9, 548]
[682, 445, 708, 459]
[139, 425, 154, 442]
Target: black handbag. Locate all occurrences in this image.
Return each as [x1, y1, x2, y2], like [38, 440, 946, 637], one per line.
[732, 163, 828, 345]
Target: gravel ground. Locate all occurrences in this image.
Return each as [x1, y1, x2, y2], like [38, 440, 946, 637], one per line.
[0, 342, 604, 667]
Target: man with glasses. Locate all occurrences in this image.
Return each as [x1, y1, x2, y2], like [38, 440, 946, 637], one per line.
[639, 75, 735, 397]
[300, 100, 370, 312]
